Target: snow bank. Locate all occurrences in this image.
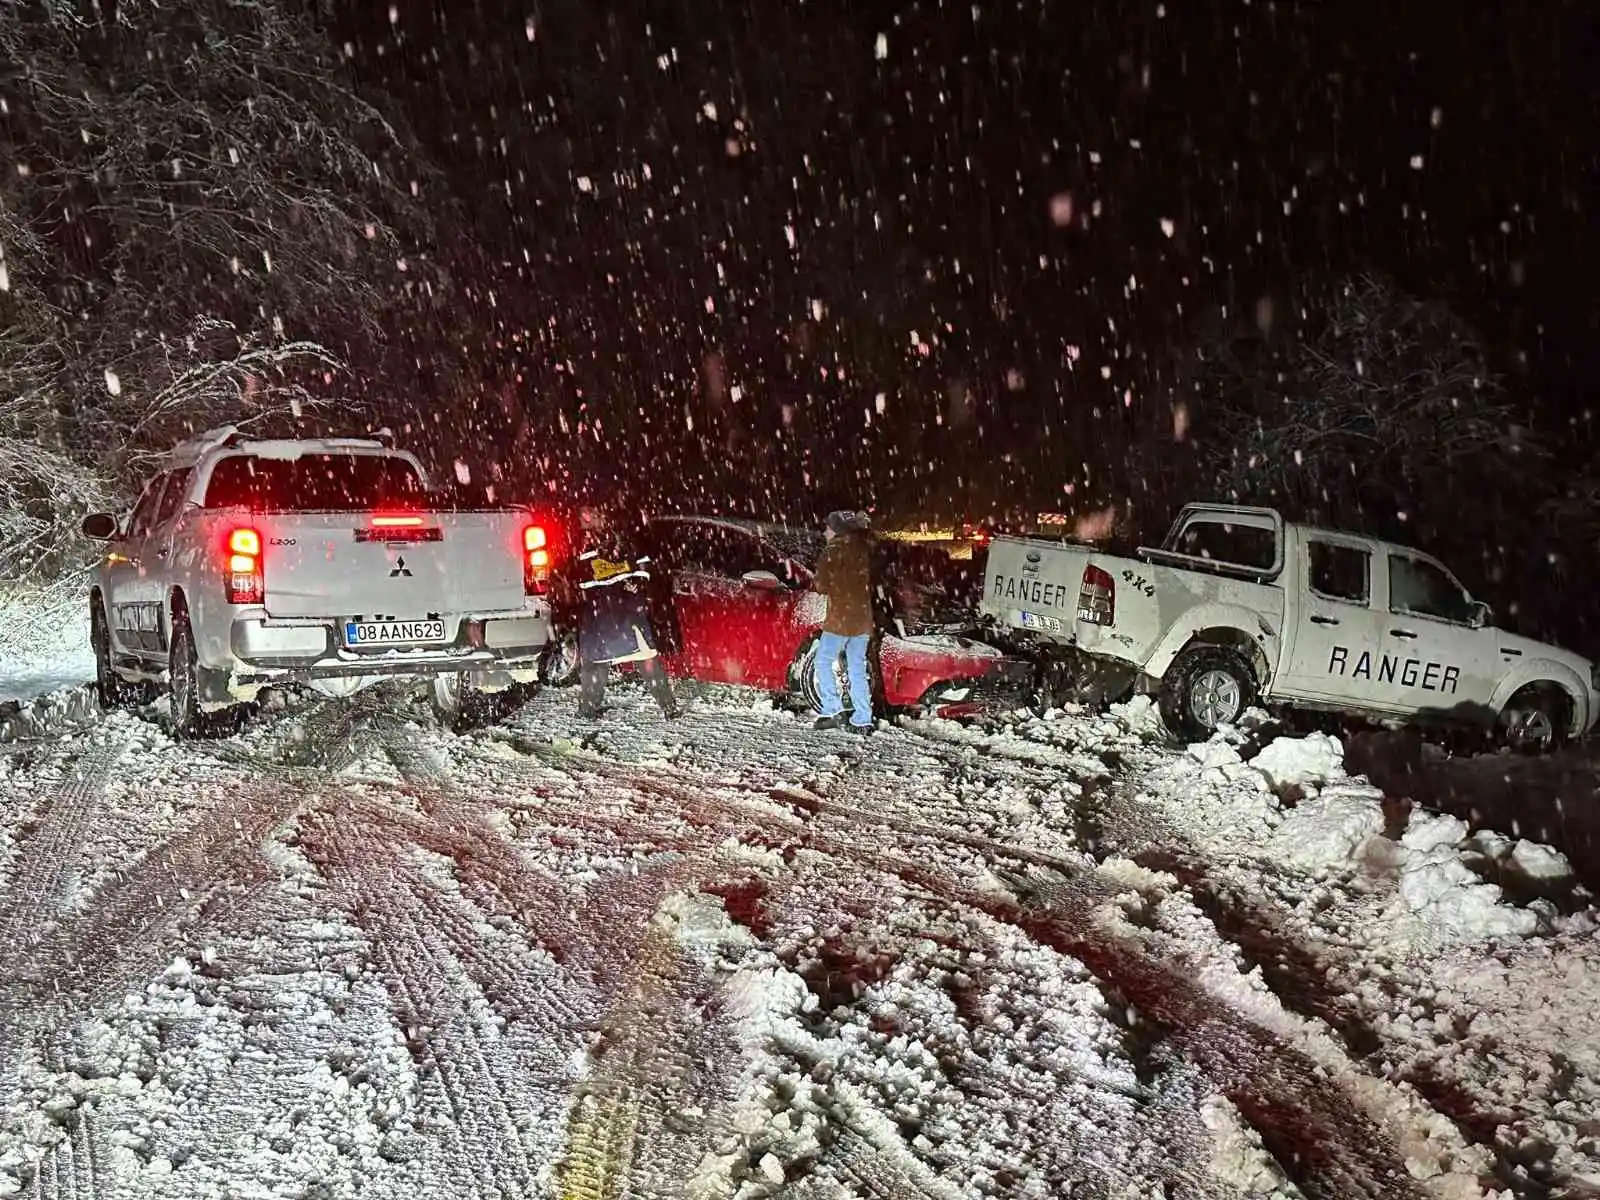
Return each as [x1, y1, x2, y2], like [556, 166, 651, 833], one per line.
[1265, 781, 1386, 870]
[0, 685, 102, 742]
[1139, 726, 1555, 953]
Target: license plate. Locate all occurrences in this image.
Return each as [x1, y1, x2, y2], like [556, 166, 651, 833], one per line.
[1016, 609, 1062, 633]
[344, 618, 449, 647]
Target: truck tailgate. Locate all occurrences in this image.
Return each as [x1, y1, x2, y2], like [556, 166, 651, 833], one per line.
[979, 536, 1092, 635]
[248, 511, 528, 619]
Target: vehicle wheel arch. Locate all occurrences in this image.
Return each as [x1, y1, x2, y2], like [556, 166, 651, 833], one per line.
[1165, 624, 1271, 690]
[1144, 606, 1276, 685]
[1489, 662, 1589, 741]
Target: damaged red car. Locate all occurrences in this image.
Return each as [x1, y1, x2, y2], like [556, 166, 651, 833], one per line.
[541, 515, 1035, 718]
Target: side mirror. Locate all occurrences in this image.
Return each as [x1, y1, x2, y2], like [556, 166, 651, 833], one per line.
[1468, 600, 1492, 629]
[81, 512, 120, 541]
[742, 569, 782, 591]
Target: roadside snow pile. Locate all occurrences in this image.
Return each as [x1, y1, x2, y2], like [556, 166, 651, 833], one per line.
[1345, 929, 1600, 1192]
[0, 580, 96, 702]
[908, 693, 1169, 773]
[1265, 780, 1386, 869]
[1139, 728, 1562, 952]
[0, 685, 101, 742]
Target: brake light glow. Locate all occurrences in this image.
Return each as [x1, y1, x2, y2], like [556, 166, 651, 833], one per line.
[1078, 563, 1115, 627]
[523, 523, 551, 595]
[371, 514, 424, 528]
[225, 526, 264, 605]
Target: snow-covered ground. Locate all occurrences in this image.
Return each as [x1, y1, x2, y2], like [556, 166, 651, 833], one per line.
[0, 586, 95, 704]
[0, 671, 1595, 1199]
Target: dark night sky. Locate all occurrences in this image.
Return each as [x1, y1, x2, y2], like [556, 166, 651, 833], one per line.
[327, 0, 1598, 515]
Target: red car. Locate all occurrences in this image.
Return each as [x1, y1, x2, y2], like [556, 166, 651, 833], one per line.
[541, 515, 1035, 718]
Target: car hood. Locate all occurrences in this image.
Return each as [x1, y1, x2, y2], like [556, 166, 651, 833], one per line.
[1495, 629, 1595, 678]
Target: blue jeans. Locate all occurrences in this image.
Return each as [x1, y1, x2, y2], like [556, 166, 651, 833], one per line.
[815, 632, 872, 727]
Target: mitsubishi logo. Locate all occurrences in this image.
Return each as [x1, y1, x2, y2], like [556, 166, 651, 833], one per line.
[389, 556, 413, 578]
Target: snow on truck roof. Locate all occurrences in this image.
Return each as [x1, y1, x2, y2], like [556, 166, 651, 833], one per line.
[162, 428, 394, 466]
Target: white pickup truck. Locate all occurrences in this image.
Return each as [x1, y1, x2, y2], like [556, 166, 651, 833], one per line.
[980, 503, 1600, 751]
[80, 429, 554, 735]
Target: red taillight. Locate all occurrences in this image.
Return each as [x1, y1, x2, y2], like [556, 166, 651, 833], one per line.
[371, 513, 424, 528]
[523, 523, 551, 595]
[225, 526, 263, 604]
[1078, 563, 1115, 626]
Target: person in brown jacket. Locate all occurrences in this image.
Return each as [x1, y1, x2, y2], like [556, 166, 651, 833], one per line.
[810, 509, 876, 731]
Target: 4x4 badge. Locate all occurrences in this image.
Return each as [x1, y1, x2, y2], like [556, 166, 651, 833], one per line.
[389, 556, 413, 578]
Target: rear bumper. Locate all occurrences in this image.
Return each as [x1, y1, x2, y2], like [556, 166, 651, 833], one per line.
[223, 611, 549, 681]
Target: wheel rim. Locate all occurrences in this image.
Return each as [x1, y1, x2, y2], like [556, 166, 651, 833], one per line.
[1507, 705, 1556, 751]
[1189, 668, 1242, 729]
[797, 644, 861, 712]
[550, 633, 579, 682]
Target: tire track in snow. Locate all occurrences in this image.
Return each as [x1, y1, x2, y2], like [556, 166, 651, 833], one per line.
[534, 747, 1431, 1200]
[554, 908, 744, 1200]
[26, 1038, 110, 1200]
[295, 805, 561, 1200]
[345, 737, 756, 1199]
[0, 733, 130, 953]
[11, 781, 304, 1023]
[505, 744, 1215, 1196]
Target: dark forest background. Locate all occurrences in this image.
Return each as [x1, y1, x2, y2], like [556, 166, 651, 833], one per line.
[1, 0, 1595, 645]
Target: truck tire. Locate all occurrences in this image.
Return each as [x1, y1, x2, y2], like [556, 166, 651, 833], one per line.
[538, 629, 581, 688]
[91, 600, 153, 711]
[1159, 645, 1258, 741]
[431, 672, 496, 732]
[1497, 686, 1569, 756]
[169, 616, 226, 739]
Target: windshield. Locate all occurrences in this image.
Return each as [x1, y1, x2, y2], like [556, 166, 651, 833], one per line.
[203, 453, 428, 511]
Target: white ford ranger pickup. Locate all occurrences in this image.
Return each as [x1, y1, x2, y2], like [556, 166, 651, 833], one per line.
[81, 429, 554, 734]
[979, 503, 1599, 750]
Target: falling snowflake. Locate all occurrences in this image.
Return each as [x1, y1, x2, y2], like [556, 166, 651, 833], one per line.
[1049, 193, 1074, 227]
[1160, 217, 1176, 238]
[104, 369, 121, 396]
[875, 33, 888, 60]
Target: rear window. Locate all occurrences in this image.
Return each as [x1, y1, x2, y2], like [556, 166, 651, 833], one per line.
[203, 453, 428, 511]
[1172, 518, 1277, 569]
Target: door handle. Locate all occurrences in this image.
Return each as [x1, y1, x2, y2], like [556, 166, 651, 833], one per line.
[1390, 629, 1418, 640]
[1310, 615, 1339, 626]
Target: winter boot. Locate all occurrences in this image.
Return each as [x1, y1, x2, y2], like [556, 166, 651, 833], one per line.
[813, 714, 845, 731]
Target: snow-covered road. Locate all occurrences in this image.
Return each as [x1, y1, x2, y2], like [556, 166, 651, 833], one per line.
[1, 681, 1596, 1199]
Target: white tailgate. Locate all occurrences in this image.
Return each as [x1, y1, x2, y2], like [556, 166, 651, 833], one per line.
[979, 536, 1091, 635]
[256, 511, 527, 619]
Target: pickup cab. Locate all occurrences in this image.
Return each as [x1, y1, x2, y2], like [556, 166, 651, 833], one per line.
[80, 429, 554, 735]
[979, 503, 1600, 751]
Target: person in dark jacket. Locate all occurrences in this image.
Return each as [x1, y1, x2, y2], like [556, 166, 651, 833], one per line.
[571, 503, 679, 720]
[810, 509, 876, 732]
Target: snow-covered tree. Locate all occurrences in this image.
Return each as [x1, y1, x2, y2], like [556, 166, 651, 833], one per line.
[0, 0, 442, 484]
[1143, 275, 1547, 548]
